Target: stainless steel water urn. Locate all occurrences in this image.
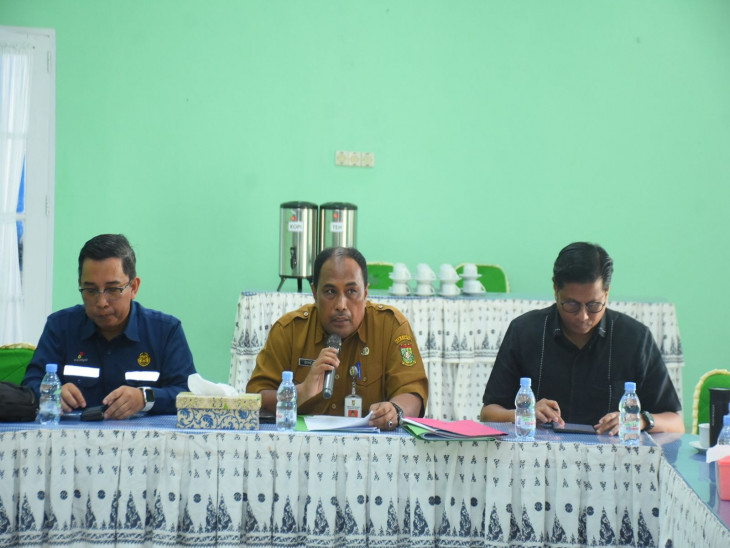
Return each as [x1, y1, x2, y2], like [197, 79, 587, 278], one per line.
[319, 202, 357, 251]
[278, 201, 318, 291]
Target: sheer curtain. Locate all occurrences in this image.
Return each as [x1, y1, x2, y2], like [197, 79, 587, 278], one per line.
[0, 44, 32, 345]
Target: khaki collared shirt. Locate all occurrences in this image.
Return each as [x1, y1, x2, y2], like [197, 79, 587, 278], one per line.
[246, 301, 429, 416]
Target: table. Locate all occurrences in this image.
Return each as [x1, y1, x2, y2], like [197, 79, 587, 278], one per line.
[229, 292, 684, 421]
[1, 418, 727, 547]
[654, 432, 730, 546]
[0, 417, 665, 547]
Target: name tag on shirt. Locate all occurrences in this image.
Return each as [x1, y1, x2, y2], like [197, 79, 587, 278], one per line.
[298, 358, 315, 367]
[125, 370, 160, 383]
[64, 365, 100, 378]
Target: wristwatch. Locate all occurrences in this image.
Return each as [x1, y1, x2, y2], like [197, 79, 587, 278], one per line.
[390, 401, 405, 427]
[641, 410, 654, 432]
[140, 387, 155, 413]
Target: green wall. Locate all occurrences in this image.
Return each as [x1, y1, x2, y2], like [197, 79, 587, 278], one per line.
[3, 0, 730, 427]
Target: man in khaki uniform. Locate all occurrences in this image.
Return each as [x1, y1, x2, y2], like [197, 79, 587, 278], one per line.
[246, 247, 428, 430]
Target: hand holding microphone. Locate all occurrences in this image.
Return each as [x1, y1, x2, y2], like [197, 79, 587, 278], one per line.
[323, 334, 341, 399]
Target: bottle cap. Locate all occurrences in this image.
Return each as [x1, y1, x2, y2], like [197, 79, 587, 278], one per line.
[45, 363, 58, 374]
[519, 377, 531, 387]
[282, 371, 294, 382]
[624, 381, 636, 391]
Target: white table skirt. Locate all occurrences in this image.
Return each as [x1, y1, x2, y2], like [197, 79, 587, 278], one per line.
[0, 418, 666, 548]
[230, 292, 684, 421]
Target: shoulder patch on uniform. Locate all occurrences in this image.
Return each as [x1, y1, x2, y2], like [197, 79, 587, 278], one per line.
[394, 334, 411, 344]
[399, 342, 415, 366]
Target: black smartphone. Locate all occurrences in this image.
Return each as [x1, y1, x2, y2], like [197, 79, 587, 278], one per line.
[80, 405, 108, 421]
[552, 422, 596, 435]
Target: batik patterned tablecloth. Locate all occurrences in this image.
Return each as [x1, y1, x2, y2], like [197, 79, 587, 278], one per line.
[229, 293, 684, 421]
[0, 417, 664, 547]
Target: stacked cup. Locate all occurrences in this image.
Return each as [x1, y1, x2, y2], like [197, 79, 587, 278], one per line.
[461, 263, 486, 295]
[388, 263, 411, 295]
[438, 264, 461, 296]
[414, 263, 437, 296]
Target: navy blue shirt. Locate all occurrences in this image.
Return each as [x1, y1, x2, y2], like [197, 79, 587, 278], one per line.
[482, 304, 681, 425]
[22, 301, 196, 414]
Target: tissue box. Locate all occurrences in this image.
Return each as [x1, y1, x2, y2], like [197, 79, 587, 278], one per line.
[176, 392, 261, 430]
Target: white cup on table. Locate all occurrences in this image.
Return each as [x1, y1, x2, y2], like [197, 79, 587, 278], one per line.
[415, 263, 436, 281]
[699, 422, 710, 448]
[415, 282, 435, 296]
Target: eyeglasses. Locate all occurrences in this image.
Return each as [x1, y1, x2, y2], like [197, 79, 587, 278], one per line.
[560, 300, 606, 314]
[79, 280, 133, 302]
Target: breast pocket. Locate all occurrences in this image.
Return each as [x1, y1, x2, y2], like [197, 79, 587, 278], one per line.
[355, 367, 384, 405]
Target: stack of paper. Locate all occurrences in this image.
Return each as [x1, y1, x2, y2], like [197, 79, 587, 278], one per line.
[303, 413, 379, 433]
[402, 417, 506, 441]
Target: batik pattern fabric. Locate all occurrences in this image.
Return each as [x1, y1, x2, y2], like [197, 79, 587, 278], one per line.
[0, 417, 667, 547]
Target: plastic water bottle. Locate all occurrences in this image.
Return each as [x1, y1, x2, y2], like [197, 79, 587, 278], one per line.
[619, 381, 641, 446]
[515, 377, 536, 440]
[276, 370, 297, 432]
[38, 363, 62, 426]
[717, 415, 730, 446]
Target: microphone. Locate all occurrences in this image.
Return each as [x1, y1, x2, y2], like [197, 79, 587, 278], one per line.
[323, 334, 341, 399]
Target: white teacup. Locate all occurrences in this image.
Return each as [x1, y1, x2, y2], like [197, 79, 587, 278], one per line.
[439, 282, 460, 296]
[699, 422, 710, 448]
[462, 263, 480, 278]
[463, 280, 486, 294]
[415, 283, 435, 296]
[389, 282, 410, 295]
[391, 262, 411, 281]
[416, 263, 436, 281]
[439, 263, 459, 281]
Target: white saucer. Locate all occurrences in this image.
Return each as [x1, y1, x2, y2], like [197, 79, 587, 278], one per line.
[690, 440, 708, 453]
[439, 290, 460, 297]
[389, 273, 411, 282]
[460, 273, 481, 279]
[388, 288, 410, 296]
[415, 277, 436, 283]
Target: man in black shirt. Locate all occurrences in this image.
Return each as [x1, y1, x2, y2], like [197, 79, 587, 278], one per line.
[480, 242, 684, 434]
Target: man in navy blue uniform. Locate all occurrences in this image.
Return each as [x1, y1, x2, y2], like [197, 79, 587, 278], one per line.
[23, 234, 196, 418]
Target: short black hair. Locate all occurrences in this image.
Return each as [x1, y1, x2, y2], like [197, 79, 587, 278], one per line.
[312, 247, 368, 289]
[78, 234, 137, 281]
[552, 242, 613, 290]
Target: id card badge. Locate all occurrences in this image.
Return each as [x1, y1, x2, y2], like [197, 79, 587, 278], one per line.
[345, 394, 362, 417]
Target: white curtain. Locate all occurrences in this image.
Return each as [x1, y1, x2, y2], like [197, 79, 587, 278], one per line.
[0, 44, 32, 345]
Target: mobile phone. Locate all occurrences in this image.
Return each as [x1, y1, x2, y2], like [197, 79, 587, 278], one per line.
[80, 405, 108, 421]
[552, 422, 596, 435]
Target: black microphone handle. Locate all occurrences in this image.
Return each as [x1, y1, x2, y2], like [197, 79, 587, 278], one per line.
[323, 334, 341, 399]
[323, 370, 335, 399]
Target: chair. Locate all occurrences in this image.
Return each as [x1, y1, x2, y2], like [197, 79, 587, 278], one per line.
[0, 342, 36, 385]
[366, 262, 394, 290]
[691, 369, 730, 433]
[455, 264, 510, 293]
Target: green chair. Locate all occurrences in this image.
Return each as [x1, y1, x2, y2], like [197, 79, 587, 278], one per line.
[0, 343, 36, 385]
[366, 262, 394, 290]
[455, 264, 510, 293]
[692, 369, 730, 434]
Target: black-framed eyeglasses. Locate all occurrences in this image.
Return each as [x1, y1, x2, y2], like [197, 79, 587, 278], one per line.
[560, 300, 606, 314]
[79, 280, 133, 302]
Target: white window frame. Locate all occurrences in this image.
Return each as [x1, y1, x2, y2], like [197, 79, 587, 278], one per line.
[1, 26, 56, 345]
